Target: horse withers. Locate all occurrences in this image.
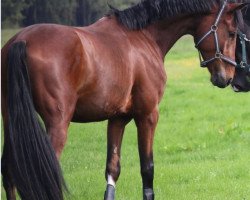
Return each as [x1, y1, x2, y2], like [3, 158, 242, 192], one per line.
[232, 5, 250, 92]
[1, 0, 245, 200]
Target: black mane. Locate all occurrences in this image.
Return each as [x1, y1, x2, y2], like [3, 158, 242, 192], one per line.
[111, 0, 223, 30]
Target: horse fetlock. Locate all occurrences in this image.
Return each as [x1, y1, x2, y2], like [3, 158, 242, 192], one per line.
[143, 188, 154, 200]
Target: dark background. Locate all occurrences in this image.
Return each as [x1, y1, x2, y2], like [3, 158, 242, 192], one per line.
[1, 0, 139, 28]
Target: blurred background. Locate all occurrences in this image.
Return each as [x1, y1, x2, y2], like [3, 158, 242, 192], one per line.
[2, 0, 140, 28]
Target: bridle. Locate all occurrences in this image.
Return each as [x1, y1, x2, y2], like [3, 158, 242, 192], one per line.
[235, 2, 250, 72]
[237, 28, 250, 72]
[195, 0, 238, 68]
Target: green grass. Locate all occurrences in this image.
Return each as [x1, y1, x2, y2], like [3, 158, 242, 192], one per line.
[1, 31, 250, 200]
[1, 29, 20, 47]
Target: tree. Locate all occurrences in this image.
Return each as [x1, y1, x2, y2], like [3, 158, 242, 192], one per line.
[2, 0, 28, 27]
[109, 0, 140, 9]
[76, 0, 107, 26]
[76, 0, 140, 26]
[2, 0, 141, 27]
[22, 0, 77, 26]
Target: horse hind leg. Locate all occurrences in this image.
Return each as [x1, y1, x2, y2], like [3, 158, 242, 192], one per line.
[41, 98, 77, 159]
[135, 108, 159, 200]
[30, 65, 78, 159]
[47, 122, 70, 159]
[104, 117, 131, 200]
[40, 99, 75, 193]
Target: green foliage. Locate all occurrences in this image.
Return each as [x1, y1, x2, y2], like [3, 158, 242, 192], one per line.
[76, 0, 107, 26]
[1, 0, 140, 28]
[22, 0, 77, 25]
[2, 0, 28, 27]
[1, 29, 20, 46]
[109, 0, 140, 9]
[73, 0, 140, 26]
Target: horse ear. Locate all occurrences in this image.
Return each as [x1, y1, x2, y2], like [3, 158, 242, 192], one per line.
[227, 3, 248, 13]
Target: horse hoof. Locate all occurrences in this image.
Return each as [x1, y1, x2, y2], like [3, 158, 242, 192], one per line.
[143, 188, 154, 200]
[104, 184, 115, 200]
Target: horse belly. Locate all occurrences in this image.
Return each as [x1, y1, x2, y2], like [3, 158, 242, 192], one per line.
[72, 92, 132, 122]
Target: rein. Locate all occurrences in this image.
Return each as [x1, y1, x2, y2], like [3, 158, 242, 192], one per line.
[195, 0, 237, 68]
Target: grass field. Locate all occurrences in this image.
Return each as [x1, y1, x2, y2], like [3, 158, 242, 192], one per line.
[1, 29, 250, 200]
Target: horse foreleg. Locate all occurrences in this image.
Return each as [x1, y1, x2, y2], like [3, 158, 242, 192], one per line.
[135, 108, 159, 200]
[104, 117, 131, 200]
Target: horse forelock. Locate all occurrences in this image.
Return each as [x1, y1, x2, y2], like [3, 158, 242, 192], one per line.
[111, 0, 224, 30]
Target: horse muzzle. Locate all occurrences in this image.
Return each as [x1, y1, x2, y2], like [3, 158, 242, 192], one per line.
[211, 72, 232, 88]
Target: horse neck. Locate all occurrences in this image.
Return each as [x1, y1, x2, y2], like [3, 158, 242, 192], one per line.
[143, 15, 198, 58]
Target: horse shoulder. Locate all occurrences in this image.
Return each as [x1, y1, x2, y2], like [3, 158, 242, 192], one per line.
[128, 34, 166, 116]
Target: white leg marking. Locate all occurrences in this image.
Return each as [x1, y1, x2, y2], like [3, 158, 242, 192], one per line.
[107, 174, 116, 188]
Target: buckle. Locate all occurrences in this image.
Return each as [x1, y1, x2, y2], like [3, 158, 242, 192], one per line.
[211, 25, 218, 32]
[215, 52, 222, 59]
[240, 61, 247, 69]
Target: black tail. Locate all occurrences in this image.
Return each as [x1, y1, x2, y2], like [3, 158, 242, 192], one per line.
[6, 41, 66, 200]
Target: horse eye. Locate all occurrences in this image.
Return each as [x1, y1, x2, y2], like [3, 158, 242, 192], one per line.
[228, 31, 236, 38]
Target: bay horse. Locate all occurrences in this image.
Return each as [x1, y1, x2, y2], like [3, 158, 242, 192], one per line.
[232, 4, 250, 92]
[1, 0, 245, 199]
